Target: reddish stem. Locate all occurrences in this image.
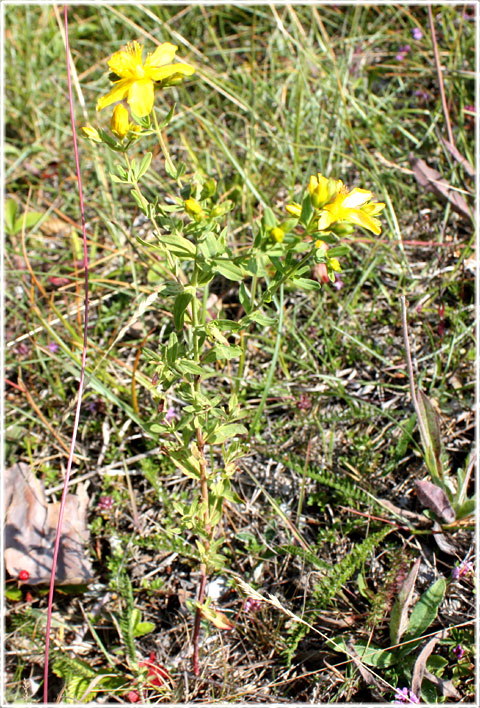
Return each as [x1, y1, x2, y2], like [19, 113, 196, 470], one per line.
[192, 427, 211, 676]
[43, 6, 89, 702]
[192, 564, 208, 676]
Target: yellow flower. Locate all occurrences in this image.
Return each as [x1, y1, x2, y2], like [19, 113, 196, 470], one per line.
[97, 41, 195, 118]
[285, 202, 301, 218]
[308, 174, 342, 208]
[317, 186, 385, 235]
[82, 124, 102, 142]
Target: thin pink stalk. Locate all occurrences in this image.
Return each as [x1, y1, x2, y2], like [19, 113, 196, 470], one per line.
[43, 5, 90, 702]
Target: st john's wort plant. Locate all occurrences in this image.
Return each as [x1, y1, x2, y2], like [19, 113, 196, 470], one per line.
[83, 39, 385, 673]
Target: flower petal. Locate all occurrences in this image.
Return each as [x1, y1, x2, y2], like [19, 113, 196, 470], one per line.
[342, 188, 373, 209]
[145, 42, 178, 69]
[96, 79, 131, 111]
[148, 62, 195, 82]
[108, 42, 143, 78]
[317, 210, 335, 230]
[341, 209, 382, 234]
[362, 202, 386, 216]
[127, 79, 154, 117]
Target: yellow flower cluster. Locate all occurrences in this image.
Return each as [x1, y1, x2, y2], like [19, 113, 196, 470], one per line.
[97, 41, 195, 118]
[82, 41, 195, 145]
[286, 172, 385, 236]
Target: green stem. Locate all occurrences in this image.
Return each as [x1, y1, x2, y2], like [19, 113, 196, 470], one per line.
[249, 282, 284, 437]
[235, 274, 258, 396]
[124, 154, 148, 211]
[152, 108, 179, 183]
[241, 249, 313, 326]
[191, 262, 200, 365]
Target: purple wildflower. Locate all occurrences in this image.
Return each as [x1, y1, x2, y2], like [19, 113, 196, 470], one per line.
[396, 44, 411, 61]
[15, 342, 30, 356]
[243, 598, 261, 613]
[453, 644, 465, 660]
[164, 406, 177, 423]
[48, 341, 59, 353]
[297, 393, 312, 411]
[452, 561, 474, 580]
[394, 687, 420, 704]
[97, 495, 114, 511]
[464, 104, 475, 114]
[333, 272, 344, 291]
[415, 89, 429, 101]
[412, 28, 423, 40]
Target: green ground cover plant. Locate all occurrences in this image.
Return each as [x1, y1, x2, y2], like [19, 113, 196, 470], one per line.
[4, 3, 475, 704]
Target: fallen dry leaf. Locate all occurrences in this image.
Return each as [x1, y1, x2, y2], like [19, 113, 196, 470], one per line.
[438, 136, 475, 178]
[390, 557, 421, 645]
[409, 155, 472, 222]
[4, 462, 93, 585]
[200, 604, 234, 630]
[411, 631, 449, 699]
[423, 668, 461, 700]
[431, 521, 457, 555]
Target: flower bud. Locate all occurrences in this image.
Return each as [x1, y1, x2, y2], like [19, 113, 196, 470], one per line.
[330, 223, 356, 236]
[327, 177, 340, 202]
[210, 200, 232, 218]
[111, 104, 130, 138]
[309, 174, 329, 208]
[270, 226, 284, 243]
[82, 124, 102, 142]
[185, 198, 206, 219]
[315, 239, 328, 252]
[285, 202, 301, 218]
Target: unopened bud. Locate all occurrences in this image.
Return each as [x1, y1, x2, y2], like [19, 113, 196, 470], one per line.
[285, 203, 301, 218]
[331, 223, 355, 236]
[270, 227, 284, 243]
[82, 124, 102, 142]
[111, 104, 130, 138]
[185, 198, 206, 219]
[327, 178, 341, 202]
[315, 239, 328, 252]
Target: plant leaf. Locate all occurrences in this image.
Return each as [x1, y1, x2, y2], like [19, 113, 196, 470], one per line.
[415, 480, 455, 524]
[390, 557, 421, 644]
[404, 577, 446, 643]
[4, 198, 17, 233]
[133, 621, 156, 637]
[173, 291, 192, 331]
[416, 390, 443, 475]
[207, 423, 247, 444]
[136, 151, 152, 180]
[327, 637, 399, 667]
[213, 259, 245, 281]
[200, 605, 234, 630]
